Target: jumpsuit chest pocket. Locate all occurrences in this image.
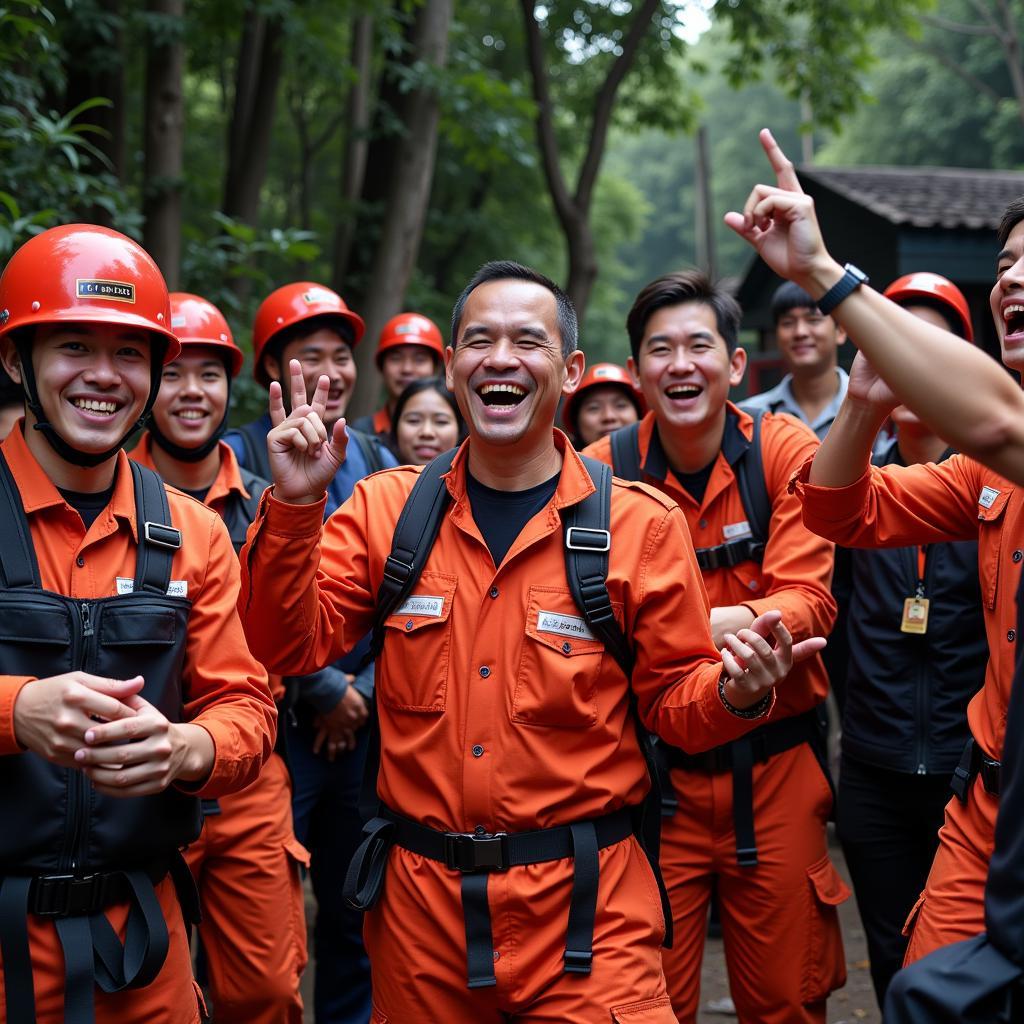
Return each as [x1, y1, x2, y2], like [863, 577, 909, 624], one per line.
[380, 572, 457, 713]
[977, 486, 1011, 611]
[512, 585, 613, 729]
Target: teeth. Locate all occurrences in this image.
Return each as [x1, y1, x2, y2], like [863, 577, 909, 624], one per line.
[72, 398, 117, 414]
[176, 410, 206, 419]
[480, 383, 527, 396]
[1004, 303, 1024, 322]
[666, 385, 701, 397]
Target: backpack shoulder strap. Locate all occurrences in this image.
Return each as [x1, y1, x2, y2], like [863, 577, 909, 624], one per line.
[238, 466, 269, 524]
[366, 451, 456, 662]
[0, 450, 40, 588]
[609, 422, 642, 481]
[229, 422, 272, 481]
[130, 461, 180, 595]
[734, 408, 771, 549]
[349, 427, 384, 476]
[563, 456, 633, 678]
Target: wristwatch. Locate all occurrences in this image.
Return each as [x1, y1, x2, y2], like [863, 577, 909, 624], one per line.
[816, 263, 869, 317]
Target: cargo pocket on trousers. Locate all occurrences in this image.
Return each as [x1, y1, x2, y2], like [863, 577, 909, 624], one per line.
[801, 852, 851, 1004]
[902, 891, 927, 938]
[285, 837, 312, 980]
[611, 996, 677, 1022]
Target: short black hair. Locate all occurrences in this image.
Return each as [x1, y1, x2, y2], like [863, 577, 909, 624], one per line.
[261, 314, 355, 376]
[997, 195, 1024, 247]
[390, 376, 466, 447]
[450, 260, 578, 358]
[770, 281, 820, 324]
[627, 269, 741, 360]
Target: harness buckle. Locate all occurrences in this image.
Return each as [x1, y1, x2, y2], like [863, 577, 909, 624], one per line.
[382, 555, 414, 587]
[31, 873, 108, 917]
[563, 948, 593, 974]
[143, 521, 182, 550]
[565, 527, 610, 553]
[442, 832, 509, 873]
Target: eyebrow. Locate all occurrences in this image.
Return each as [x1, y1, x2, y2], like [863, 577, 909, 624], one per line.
[460, 324, 549, 341]
[996, 249, 1014, 265]
[644, 330, 715, 344]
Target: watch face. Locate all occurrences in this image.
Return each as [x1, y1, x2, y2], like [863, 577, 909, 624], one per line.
[845, 263, 868, 284]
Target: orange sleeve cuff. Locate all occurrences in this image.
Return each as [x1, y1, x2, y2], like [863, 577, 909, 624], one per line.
[0, 676, 34, 755]
[789, 458, 873, 535]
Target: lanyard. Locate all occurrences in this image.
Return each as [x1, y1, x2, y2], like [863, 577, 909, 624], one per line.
[915, 545, 928, 598]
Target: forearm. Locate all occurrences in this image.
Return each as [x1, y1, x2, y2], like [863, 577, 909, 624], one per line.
[802, 263, 1024, 479]
[809, 397, 887, 488]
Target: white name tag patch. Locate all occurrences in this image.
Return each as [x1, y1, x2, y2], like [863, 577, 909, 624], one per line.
[537, 610, 595, 641]
[979, 486, 1000, 509]
[115, 578, 187, 597]
[723, 520, 752, 540]
[396, 595, 444, 617]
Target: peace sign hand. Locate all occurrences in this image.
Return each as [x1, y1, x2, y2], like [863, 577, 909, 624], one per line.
[723, 129, 843, 294]
[266, 359, 349, 504]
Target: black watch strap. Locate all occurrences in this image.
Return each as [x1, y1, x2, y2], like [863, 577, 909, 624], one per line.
[816, 263, 869, 317]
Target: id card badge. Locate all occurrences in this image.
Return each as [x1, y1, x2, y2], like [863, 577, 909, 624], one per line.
[901, 597, 930, 634]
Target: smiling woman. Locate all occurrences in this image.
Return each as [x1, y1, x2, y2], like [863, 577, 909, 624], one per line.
[391, 376, 464, 466]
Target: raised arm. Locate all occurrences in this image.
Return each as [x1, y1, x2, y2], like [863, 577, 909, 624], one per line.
[725, 129, 1024, 484]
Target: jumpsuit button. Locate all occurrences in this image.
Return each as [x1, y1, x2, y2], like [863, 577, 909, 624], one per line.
[493, 950, 501, 961]
[489, 586, 499, 599]
[405, 620, 414, 631]
[76, 555, 85, 568]
[472, 744, 484, 758]
[479, 666, 491, 678]
[562, 641, 572, 654]
[474, 825, 487, 836]
[748, 580, 759, 590]
[1009, 630, 1017, 642]
[1014, 550, 1023, 563]
[699, 519, 708, 529]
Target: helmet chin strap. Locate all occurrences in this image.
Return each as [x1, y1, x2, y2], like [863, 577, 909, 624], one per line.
[148, 379, 232, 463]
[15, 335, 165, 469]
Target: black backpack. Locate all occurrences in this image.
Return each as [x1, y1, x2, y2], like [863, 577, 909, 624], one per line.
[609, 410, 771, 569]
[354, 448, 673, 944]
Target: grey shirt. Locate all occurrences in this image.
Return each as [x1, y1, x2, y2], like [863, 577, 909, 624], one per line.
[740, 367, 849, 441]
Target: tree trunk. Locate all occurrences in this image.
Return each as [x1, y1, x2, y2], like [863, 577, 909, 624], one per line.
[347, 0, 454, 420]
[62, 0, 126, 222]
[519, 0, 662, 321]
[332, 12, 376, 288]
[143, 0, 185, 288]
[222, 3, 286, 226]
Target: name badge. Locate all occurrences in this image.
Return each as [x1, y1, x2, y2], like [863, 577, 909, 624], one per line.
[979, 486, 1000, 509]
[115, 578, 187, 597]
[537, 610, 595, 641]
[900, 597, 930, 634]
[723, 520, 752, 540]
[396, 595, 444, 617]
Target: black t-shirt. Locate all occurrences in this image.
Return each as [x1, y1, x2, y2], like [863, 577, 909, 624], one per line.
[58, 485, 115, 530]
[467, 471, 560, 567]
[180, 485, 210, 504]
[671, 459, 715, 505]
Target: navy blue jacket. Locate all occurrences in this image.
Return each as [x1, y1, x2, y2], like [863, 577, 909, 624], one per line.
[841, 440, 987, 775]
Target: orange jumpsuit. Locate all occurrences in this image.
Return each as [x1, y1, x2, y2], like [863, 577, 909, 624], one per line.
[586, 405, 845, 1024]
[0, 425, 276, 1023]
[132, 435, 309, 1024]
[239, 431, 769, 1023]
[792, 453, 1021, 963]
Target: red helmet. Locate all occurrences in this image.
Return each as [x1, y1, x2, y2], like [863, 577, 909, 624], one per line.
[563, 362, 644, 431]
[375, 312, 444, 368]
[0, 223, 179, 361]
[169, 292, 244, 377]
[883, 273, 973, 343]
[252, 282, 365, 386]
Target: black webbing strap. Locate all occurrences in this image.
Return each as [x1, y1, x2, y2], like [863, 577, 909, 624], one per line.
[130, 461, 180, 596]
[564, 821, 599, 974]
[0, 876, 36, 1023]
[462, 873, 495, 988]
[609, 421, 641, 481]
[731, 736, 758, 867]
[0, 451, 41, 589]
[349, 427, 385, 476]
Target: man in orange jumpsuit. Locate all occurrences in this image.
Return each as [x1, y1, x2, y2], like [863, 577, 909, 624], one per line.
[350, 311, 444, 442]
[722, 129, 1024, 965]
[0, 225, 275, 1024]
[585, 269, 843, 1024]
[131, 292, 308, 1023]
[238, 260, 825, 1023]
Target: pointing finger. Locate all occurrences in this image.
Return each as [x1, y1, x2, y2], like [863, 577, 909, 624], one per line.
[760, 128, 802, 192]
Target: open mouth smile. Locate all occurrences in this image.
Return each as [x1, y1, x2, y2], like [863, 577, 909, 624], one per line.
[476, 382, 529, 408]
[664, 383, 703, 401]
[69, 397, 122, 418]
[1004, 302, 1024, 342]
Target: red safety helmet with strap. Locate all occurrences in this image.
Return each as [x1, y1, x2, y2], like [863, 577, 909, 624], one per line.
[170, 292, 244, 378]
[0, 224, 178, 467]
[252, 282, 365, 387]
[375, 312, 444, 369]
[883, 273, 974, 343]
[562, 362, 644, 432]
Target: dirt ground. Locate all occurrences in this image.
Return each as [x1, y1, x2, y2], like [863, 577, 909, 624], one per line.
[299, 829, 881, 1024]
